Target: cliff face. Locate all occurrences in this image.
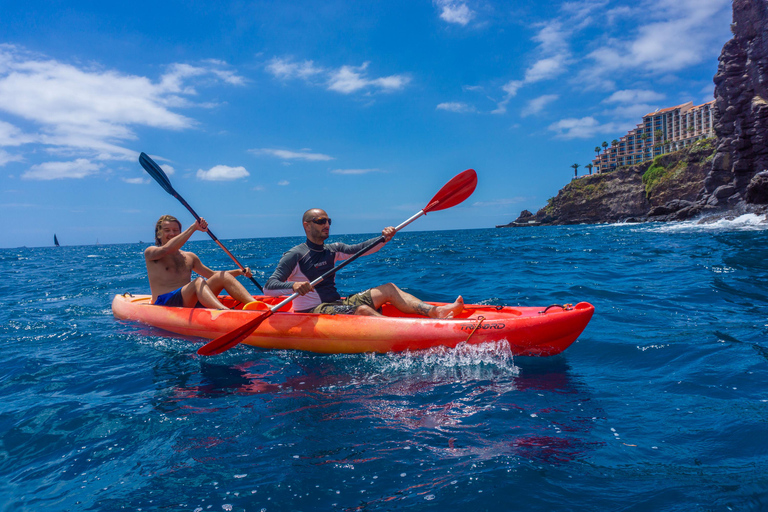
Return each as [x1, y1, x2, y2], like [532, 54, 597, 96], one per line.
[707, 0, 768, 206]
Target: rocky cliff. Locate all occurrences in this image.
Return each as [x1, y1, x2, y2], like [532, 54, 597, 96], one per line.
[497, 139, 717, 227]
[708, 0, 768, 207]
[500, 0, 768, 227]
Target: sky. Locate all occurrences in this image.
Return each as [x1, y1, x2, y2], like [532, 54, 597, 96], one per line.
[0, 0, 733, 248]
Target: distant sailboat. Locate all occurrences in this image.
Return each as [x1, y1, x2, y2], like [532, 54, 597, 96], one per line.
[54, 234, 60, 247]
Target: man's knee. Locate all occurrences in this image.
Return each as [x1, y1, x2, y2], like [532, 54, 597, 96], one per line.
[354, 305, 378, 316]
[375, 282, 398, 296]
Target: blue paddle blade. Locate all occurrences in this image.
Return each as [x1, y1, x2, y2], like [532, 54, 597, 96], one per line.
[139, 152, 175, 196]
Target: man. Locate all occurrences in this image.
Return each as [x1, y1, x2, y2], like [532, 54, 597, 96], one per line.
[145, 214, 254, 309]
[264, 208, 463, 318]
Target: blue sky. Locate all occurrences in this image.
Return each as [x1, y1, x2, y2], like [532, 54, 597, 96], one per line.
[1, 0, 732, 248]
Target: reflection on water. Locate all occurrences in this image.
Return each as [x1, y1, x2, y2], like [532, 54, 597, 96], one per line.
[149, 342, 599, 494]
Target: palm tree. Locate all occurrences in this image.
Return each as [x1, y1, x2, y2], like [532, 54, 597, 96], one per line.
[654, 129, 663, 149]
[611, 139, 619, 169]
[586, 163, 593, 175]
[571, 163, 580, 178]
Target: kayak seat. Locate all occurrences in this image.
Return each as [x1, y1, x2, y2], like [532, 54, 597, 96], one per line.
[243, 300, 270, 311]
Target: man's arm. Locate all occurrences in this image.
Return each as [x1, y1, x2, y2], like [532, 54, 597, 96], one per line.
[333, 227, 395, 262]
[144, 219, 205, 261]
[189, 256, 252, 279]
[264, 247, 305, 296]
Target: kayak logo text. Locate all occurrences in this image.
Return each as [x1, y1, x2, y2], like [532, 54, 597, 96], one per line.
[459, 323, 505, 331]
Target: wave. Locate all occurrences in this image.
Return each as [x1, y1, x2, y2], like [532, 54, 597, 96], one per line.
[645, 213, 768, 233]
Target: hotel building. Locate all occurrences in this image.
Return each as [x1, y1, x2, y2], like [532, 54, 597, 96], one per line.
[592, 100, 715, 173]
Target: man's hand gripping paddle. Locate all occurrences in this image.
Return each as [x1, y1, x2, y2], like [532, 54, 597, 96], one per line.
[197, 168, 478, 356]
[139, 152, 264, 293]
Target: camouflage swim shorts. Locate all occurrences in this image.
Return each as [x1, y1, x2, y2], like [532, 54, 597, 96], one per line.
[310, 289, 375, 315]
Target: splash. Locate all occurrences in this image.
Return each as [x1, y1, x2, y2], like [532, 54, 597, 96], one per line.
[363, 340, 520, 376]
[645, 213, 768, 233]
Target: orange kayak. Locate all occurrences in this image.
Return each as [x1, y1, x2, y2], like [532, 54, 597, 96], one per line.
[111, 294, 594, 356]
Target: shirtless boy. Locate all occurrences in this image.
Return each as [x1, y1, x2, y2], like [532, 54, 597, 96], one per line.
[145, 215, 254, 309]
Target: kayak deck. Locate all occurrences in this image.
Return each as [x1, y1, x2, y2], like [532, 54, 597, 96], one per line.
[112, 294, 594, 356]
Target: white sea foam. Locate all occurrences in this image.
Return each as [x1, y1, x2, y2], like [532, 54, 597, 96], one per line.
[364, 340, 520, 376]
[645, 213, 768, 233]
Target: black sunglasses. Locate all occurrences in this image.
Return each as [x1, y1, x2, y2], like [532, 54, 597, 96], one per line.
[310, 217, 332, 226]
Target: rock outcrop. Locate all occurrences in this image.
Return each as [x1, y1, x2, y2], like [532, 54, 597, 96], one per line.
[501, 140, 716, 226]
[707, 0, 768, 207]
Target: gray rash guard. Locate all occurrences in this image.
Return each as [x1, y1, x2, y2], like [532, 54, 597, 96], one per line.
[264, 237, 386, 312]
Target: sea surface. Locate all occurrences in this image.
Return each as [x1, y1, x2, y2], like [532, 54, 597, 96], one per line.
[2, 218, 768, 511]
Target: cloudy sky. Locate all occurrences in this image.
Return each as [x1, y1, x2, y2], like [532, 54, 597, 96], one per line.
[1, 0, 731, 248]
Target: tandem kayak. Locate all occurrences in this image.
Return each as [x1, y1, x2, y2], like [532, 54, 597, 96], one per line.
[111, 294, 594, 356]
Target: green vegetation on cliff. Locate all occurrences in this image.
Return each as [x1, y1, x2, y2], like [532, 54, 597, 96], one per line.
[642, 138, 716, 198]
[544, 175, 606, 215]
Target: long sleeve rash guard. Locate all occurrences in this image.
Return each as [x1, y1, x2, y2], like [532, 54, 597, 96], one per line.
[264, 237, 386, 312]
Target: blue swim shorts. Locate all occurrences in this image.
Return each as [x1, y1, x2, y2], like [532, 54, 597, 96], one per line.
[154, 287, 184, 307]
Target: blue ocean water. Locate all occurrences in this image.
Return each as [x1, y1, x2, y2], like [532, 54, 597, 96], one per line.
[2, 218, 768, 511]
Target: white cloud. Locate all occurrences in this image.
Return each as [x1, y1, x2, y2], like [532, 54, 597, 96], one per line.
[251, 148, 334, 161]
[122, 177, 148, 184]
[331, 168, 383, 175]
[0, 120, 36, 146]
[266, 57, 410, 95]
[494, 21, 571, 114]
[584, 0, 731, 77]
[266, 57, 323, 80]
[196, 165, 249, 181]
[22, 158, 101, 180]
[160, 62, 245, 92]
[492, 80, 523, 114]
[496, 0, 727, 113]
[0, 149, 22, 166]
[547, 116, 629, 139]
[436, 102, 476, 113]
[521, 94, 559, 117]
[531, 21, 569, 54]
[602, 103, 660, 120]
[561, 0, 609, 20]
[159, 163, 175, 176]
[327, 63, 410, 94]
[603, 89, 666, 104]
[524, 56, 568, 83]
[277, 180, 290, 186]
[434, 0, 475, 25]
[599, 89, 666, 120]
[0, 45, 243, 165]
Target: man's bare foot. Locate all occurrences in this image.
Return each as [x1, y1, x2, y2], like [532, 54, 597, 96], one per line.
[431, 296, 464, 319]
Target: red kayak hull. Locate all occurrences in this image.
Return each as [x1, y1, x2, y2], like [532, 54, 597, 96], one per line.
[111, 294, 594, 356]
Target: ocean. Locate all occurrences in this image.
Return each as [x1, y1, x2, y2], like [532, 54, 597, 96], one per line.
[1, 217, 767, 511]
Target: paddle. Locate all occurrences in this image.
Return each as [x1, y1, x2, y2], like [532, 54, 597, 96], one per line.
[197, 168, 478, 356]
[139, 152, 264, 293]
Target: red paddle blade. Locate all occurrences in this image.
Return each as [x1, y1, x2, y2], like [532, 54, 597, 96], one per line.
[197, 310, 273, 356]
[423, 169, 477, 213]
